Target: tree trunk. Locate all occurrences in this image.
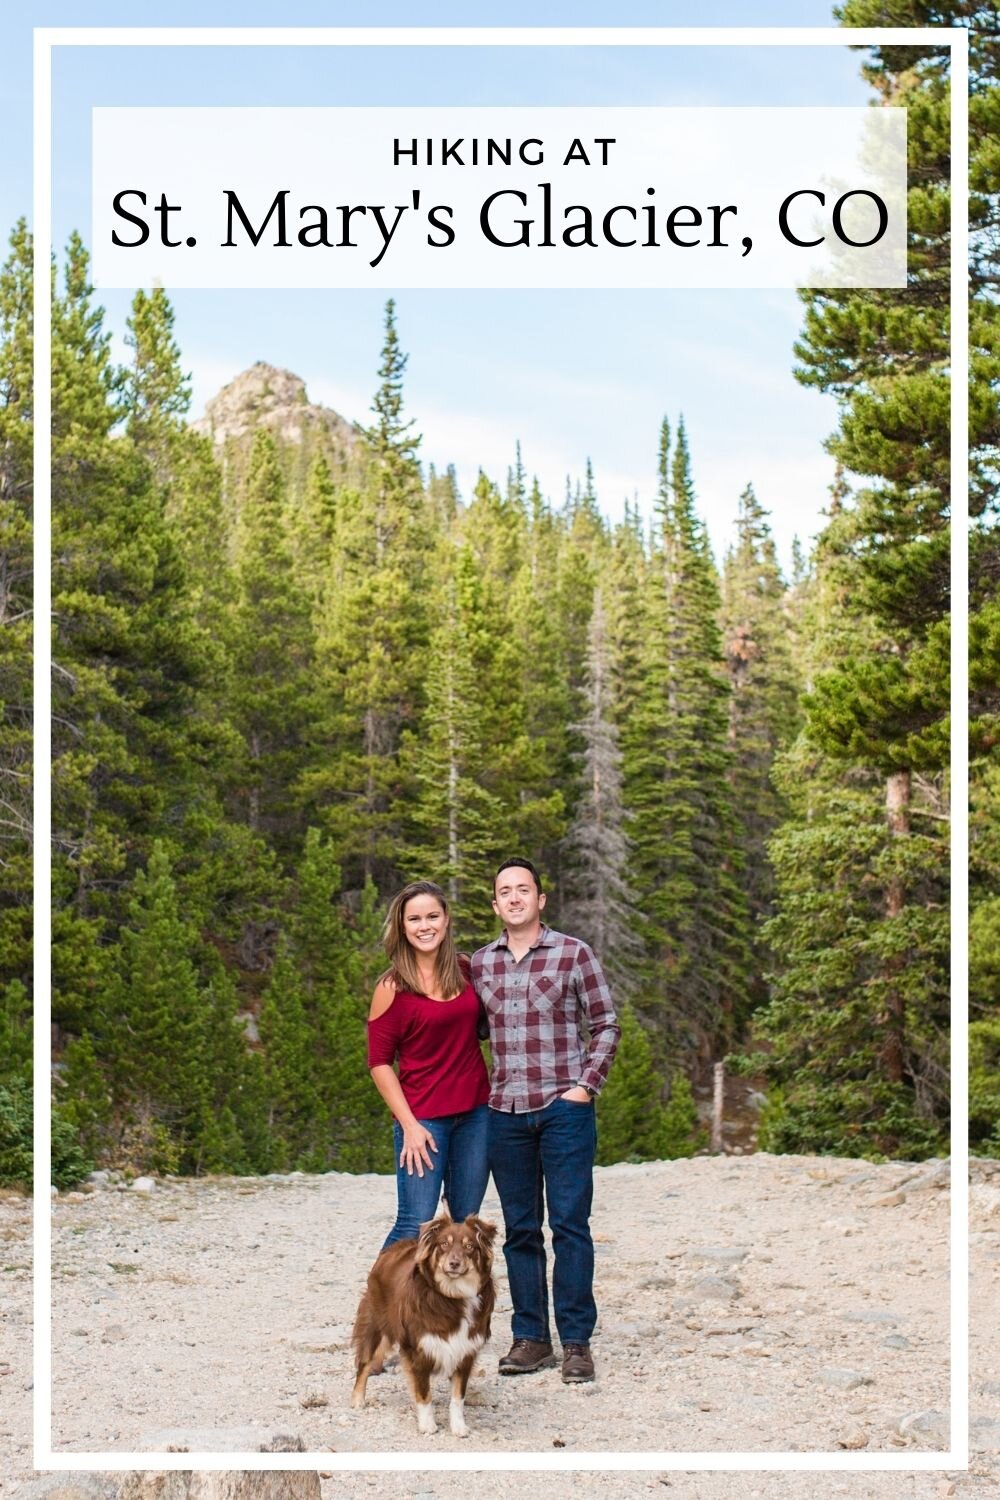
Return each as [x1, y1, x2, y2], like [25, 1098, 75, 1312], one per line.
[711, 1061, 725, 1153]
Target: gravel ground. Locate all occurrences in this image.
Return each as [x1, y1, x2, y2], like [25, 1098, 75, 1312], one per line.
[1, 1154, 998, 1499]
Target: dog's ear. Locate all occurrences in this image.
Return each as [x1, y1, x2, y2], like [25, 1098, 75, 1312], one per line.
[467, 1216, 498, 1251]
[414, 1218, 442, 1265]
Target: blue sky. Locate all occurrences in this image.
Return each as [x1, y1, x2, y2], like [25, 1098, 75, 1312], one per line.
[6, 3, 873, 567]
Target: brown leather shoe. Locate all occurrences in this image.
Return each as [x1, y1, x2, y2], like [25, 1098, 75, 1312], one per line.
[561, 1342, 595, 1383]
[498, 1337, 557, 1374]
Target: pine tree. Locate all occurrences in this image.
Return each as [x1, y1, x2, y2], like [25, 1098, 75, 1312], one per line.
[259, 943, 321, 1169]
[962, 0, 1000, 1155]
[427, 461, 461, 532]
[720, 485, 801, 961]
[458, 468, 564, 871]
[735, 471, 950, 1155]
[595, 1005, 700, 1164]
[745, 742, 948, 1159]
[362, 297, 423, 547]
[303, 302, 432, 889]
[57, 1030, 112, 1163]
[533, 459, 608, 896]
[196, 956, 264, 1173]
[259, 831, 389, 1170]
[121, 284, 261, 975]
[0, 222, 33, 1022]
[971, 759, 1000, 1154]
[401, 547, 507, 942]
[165, 430, 233, 628]
[0, 1076, 32, 1189]
[772, 6, 962, 1141]
[50, 236, 209, 1034]
[292, 451, 338, 601]
[623, 417, 751, 1053]
[325, 878, 394, 1172]
[0, 978, 30, 1082]
[560, 588, 641, 993]
[226, 429, 315, 851]
[606, 499, 647, 733]
[123, 286, 191, 490]
[790, 535, 807, 589]
[465, 464, 524, 590]
[102, 843, 212, 1171]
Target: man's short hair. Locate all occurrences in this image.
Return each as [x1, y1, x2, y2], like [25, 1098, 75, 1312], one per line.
[493, 858, 544, 896]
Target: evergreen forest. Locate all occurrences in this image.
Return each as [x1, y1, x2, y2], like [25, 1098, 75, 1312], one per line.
[1, 6, 998, 1186]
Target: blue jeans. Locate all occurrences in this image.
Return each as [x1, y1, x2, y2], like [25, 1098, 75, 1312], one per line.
[382, 1104, 491, 1249]
[487, 1096, 598, 1346]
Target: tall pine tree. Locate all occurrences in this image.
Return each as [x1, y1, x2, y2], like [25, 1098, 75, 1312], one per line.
[623, 418, 751, 1055]
[757, 5, 961, 1149]
[123, 286, 191, 491]
[0, 221, 33, 1034]
[720, 484, 801, 981]
[401, 545, 507, 942]
[303, 301, 431, 889]
[560, 588, 641, 993]
[51, 236, 208, 1035]
[226, 428, 315, 853]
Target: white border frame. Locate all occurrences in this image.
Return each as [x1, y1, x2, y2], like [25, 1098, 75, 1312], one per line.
[32, 23, 969, 1476]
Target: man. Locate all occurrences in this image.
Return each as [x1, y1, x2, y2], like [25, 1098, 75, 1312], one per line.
[471, 858, 620, 1385]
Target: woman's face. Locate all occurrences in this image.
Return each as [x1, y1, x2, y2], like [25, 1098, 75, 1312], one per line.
[402, 894, 449, 957]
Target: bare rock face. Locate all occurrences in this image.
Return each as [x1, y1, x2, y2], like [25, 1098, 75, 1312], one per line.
[115, 1446, 321, 1500]
[191, 362, 357, 454]
[188, 1477, 321, 1500]
[114, 1479, 189, 1500]
[114, 1478, 320, 1500]
[11, 1481, 116, 1500]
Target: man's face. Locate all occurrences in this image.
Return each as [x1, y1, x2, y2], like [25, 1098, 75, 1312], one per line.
[492, 867, 546, 931]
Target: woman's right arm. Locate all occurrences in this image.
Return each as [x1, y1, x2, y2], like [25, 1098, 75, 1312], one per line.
[368, 980, 438, 1177]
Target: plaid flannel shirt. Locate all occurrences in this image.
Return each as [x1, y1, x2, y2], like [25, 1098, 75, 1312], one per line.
[471, 925, 621, 1113]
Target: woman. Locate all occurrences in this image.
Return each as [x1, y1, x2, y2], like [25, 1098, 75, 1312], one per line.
[367, 880, 490, 1248]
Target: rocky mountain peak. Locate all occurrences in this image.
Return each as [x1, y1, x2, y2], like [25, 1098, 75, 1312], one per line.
[191, 361, 359, 452]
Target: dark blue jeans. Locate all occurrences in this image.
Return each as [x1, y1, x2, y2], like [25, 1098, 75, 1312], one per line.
[488, 1096, 598, 1346]
[382, 1104, 491, 1250]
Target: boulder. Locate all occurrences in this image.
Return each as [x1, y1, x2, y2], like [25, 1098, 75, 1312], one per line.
[686, 1246, 749, 1268]
[816, 1368, 873, 1391]
[897, 1409, 949, 1447]
[115, 1437, 320, 1500]
[12, 1479, 115, 1500]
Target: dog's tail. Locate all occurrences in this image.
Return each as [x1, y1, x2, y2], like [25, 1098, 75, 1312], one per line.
[351, 1288, 393, 1408]
[351, 1290, 378, 1371]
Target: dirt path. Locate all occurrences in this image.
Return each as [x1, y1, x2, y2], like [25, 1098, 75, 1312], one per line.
[2, 1155, 999, 1498]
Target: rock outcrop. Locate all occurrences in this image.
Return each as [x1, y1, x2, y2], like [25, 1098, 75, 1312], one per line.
[191, 363, 358, 456]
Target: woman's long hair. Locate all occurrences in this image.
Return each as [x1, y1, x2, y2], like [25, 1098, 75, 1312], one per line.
[381, 881, 467, 998]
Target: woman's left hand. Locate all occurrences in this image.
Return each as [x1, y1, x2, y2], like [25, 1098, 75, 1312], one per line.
[560, 1086, 593, 1103]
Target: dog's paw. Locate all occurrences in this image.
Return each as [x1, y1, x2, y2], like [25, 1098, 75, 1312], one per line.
[350, 1394, 365, 1410]
[416, 1402, 438, 1436]
[449, 1399, 469, 1437]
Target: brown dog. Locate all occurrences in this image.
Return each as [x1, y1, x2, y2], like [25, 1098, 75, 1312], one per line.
[351, 1214, 497, 1437]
